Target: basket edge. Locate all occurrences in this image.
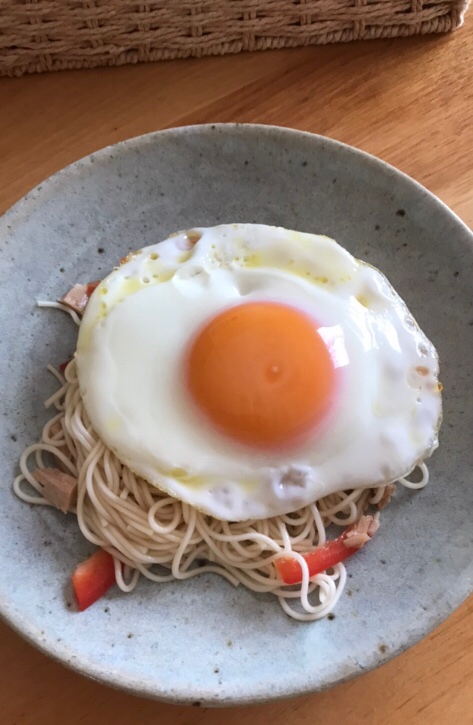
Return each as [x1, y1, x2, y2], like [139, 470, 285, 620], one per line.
[0, 4, 469, 78]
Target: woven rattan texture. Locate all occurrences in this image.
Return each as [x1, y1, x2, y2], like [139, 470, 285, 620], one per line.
[0, 0, 470, 76]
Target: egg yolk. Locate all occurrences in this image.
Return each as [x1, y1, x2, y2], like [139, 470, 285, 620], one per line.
[185, 302, 335, 449]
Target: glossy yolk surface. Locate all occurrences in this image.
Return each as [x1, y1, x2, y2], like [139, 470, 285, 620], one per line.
[185, 301, 335, 449]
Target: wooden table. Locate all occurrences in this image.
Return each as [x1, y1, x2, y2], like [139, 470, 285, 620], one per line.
[1, 18, 473, 725]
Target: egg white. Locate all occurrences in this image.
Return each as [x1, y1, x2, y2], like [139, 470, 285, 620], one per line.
[76, 224, 442, 521]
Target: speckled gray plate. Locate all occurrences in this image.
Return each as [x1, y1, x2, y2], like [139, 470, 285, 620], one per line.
[1, 124, 473, 706]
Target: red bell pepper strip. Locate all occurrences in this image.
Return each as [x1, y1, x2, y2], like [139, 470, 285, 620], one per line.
[59, 358, 72, 375]
[275, 515, 379, 585]
[86, 280, 100, 298]
[72, 549, 116, 611]
[275, 535, 358, 585]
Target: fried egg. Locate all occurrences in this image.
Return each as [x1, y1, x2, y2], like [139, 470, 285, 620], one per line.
[76, 224, 442, 521]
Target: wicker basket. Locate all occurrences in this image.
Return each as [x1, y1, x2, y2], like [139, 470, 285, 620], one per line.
[0, 0, 469, 77]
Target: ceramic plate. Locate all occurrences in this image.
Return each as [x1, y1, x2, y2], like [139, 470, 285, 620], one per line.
[1, 125, 472, 705]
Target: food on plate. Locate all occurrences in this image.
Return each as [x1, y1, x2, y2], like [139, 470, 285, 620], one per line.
[14, 224, 442, 620]
[72, 549, 116, 612]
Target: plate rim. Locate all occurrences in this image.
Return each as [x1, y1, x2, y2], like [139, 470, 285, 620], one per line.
[2, 123, 472, 239]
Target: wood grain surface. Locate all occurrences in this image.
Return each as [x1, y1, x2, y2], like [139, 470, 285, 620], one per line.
[1, 18, 472, 725]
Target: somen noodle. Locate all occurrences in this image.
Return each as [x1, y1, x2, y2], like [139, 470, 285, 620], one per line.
[13, 303, 429, 620]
